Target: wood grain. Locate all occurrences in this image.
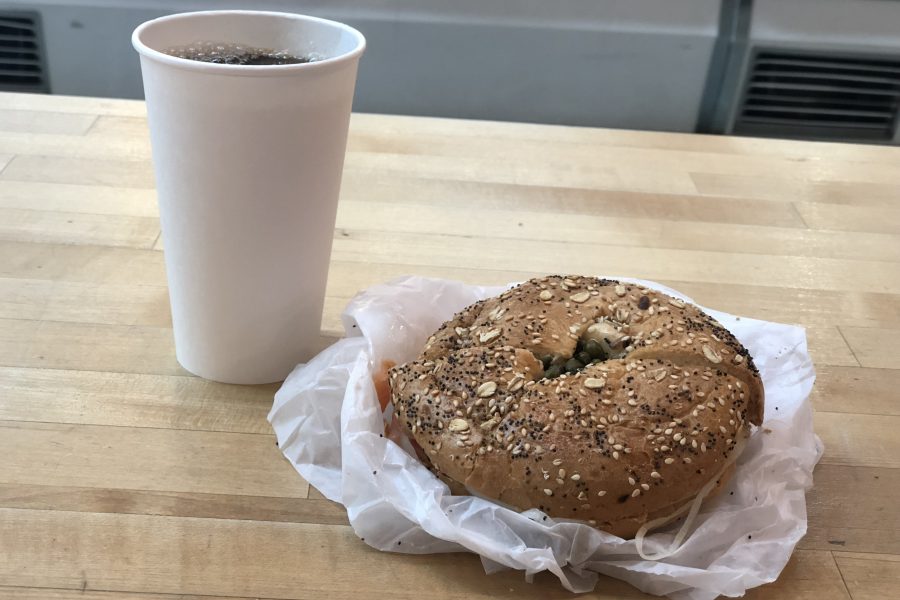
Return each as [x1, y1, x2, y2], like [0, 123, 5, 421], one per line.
[0, 318, 183, 376]
[0, 109, 97, 135]
[803, 327, 858, 368]
[315, 272, 899, 341]
[649, 280, 900, 330]
[335, 198, 900, 263]
[811, 366, 900, 416]
[4, 240, 896, 331]
[0, 508, 650, 600]
[0, 180, 158, 217]
[833, 553, 900, 600]
[0, 131, 152, 161]
[88, 115, 150, 139]
[345, 112, 900, 165]
[0, 155, 155, 189]
[326, 264, 900, 331]
[0, 483, 345, 525]
[0, 319, 335, 376]
[743, 551, 850, 600]
[0, 207, 159, 248]
[346, 150, 644, 193]
[801, 465, 900, 555]
[839, 327, 900, 369]
[339, 171, 805, 227]
[0, 241, 166, 285]
[0, 588, 265, 600]
[0, 278, 170, 326]
[0, 312, 861, 375]
[329, 229, 900, 294]
[691, 173, 900, 208]
[815, 412, 900, 468]
[0, 421, 307, 498]
[0, 92, 146, 116]
[347, 130, 899, 196]
[0, 464, 878, 599]
[795, 202, 900, 236]
[0, 367, 275, 433]
[0, 508, 851, 600]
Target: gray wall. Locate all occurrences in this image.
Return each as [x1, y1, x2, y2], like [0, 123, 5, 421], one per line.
[4, 0, 721, 130]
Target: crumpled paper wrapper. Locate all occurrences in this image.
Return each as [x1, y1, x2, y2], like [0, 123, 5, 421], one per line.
[269, 276, 822, 599]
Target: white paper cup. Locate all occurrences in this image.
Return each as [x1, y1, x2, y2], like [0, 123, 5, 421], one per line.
[133, 11, 365, 384]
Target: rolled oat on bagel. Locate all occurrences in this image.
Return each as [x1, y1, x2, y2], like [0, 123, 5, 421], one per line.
[388, 275, 764, 538]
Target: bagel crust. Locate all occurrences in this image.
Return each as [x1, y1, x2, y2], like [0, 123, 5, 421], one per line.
[388, 276, 764, 537]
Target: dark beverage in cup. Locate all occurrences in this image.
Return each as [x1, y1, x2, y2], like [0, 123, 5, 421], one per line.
[164, 40, 315, 65]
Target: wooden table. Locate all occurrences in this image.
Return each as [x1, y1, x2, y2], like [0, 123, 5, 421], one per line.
[0, 91, 898, 600]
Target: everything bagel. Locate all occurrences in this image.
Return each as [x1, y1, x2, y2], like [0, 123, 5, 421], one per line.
[388, 275, 764, 537]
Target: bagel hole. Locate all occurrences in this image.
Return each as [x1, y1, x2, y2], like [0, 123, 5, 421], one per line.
[539, 318, 630, 379]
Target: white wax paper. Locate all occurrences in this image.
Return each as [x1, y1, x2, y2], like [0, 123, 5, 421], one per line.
[269, 276, 822, 599]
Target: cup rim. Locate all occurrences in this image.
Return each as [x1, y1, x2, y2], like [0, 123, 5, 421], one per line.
[132, 10, 366, 75]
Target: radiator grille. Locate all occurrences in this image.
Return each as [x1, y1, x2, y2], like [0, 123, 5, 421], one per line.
[734, 51, 900, 142]
[0, 11, 48, 93]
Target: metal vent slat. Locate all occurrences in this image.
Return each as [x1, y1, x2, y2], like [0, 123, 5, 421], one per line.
[0, 43, 37, 53]
[0, 24, 35, 34]
[0, 33, 36, 42]
[0, 10, 46, 93]
[0, 55, 39, 66]
[744, 93, 889, 110]
[755, 57, 900, 75]
[747, 88, 896, 103]
[741, 115, 889, 130]
[0, 49, 37, 57]
[745, 94, 891, 109]
[735, 122, 893, 143]
[752, 70, 900, 86]
[0, 16, 35, 24]
[0, 77, 42, 86]
[744, 113, 892, 128]
[757, 51, 900, 66]
[747, 82, 899, 97]
[743, 103, 894, 119]
[0, 66, 41, 76]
